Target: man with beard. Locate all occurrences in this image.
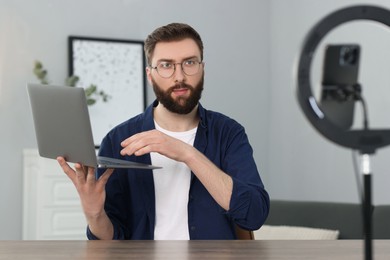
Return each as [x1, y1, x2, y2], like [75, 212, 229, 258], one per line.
[57, 23, 269, 240]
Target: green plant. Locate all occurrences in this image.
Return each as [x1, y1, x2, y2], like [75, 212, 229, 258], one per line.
[33, 61, 110, 105]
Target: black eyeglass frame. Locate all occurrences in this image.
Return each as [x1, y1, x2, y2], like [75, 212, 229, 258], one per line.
[149, 60, 204, 78]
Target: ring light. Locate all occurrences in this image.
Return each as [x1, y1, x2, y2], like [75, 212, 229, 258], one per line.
[296, 5, 390, 154]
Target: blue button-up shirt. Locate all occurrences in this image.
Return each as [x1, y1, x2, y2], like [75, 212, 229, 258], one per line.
[87, 100, 269, 240]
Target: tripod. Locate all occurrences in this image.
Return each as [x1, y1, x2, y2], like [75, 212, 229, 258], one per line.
[360, 153, 373, 260]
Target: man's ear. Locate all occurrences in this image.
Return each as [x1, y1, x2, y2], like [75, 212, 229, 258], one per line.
[145, 67, 152, 85]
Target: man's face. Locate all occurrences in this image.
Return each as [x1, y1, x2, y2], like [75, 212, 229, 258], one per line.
[146, 38, 204, 114]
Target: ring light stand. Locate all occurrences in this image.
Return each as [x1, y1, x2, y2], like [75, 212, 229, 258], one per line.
[296, 5, 390, 260]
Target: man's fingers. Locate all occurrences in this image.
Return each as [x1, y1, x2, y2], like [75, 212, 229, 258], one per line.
[74, 163, 88, 183]
[57, 157, 76, 180]
[57, 156, 71, 172]
[57, 156, 113, 189]
[84, 167, 114, 187]
[86, 166, 97, 184]
[98, 168, 114, 185]
[120, 130, 161, 156]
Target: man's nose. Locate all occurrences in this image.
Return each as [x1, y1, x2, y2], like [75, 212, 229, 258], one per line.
[173, 63, 185, 82]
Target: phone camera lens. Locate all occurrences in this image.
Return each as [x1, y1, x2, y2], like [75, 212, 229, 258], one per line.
[340, 46, 358, 66]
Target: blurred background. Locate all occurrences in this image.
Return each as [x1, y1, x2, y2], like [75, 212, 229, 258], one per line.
[1, 0, 390, 239]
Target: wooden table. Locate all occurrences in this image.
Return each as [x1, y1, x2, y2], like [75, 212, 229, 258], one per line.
[0, 240, 389, 259]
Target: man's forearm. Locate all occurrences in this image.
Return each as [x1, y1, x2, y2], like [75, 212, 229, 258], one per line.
[185, 147, 233, 210]
[87, 211, 114, 240]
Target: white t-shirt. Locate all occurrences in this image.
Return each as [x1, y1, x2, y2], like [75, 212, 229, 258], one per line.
[151, 122, 197, 240]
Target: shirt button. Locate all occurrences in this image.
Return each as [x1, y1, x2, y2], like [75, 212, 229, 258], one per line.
[190, 226, 196, 231]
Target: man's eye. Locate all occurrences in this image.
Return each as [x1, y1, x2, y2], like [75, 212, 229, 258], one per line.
[159, 63, 173, 69]
[184, 60, 196, 66]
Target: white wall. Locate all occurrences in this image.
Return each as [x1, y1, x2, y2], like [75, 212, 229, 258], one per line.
[267, 0, 390, 204]
[0, 0, 270, 239]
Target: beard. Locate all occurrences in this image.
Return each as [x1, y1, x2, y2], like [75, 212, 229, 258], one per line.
[151, 75, 204, 114]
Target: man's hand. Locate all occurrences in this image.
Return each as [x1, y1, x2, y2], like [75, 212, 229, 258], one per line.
[120, 129, 193, 162]
[57, 157, 115, 239]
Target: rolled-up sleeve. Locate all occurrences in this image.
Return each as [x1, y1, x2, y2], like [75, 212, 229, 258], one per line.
[221, 124, 270, 230]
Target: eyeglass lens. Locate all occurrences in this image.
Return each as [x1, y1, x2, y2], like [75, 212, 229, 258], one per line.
[155, 60, 201, 78]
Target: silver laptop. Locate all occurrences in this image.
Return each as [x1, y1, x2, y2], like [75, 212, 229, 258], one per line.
[27, 83, 160, 169]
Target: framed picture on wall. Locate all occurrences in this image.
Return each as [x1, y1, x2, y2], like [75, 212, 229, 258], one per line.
[68, 36, 146, 146]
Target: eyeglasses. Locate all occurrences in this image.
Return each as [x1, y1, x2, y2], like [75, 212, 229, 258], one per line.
[149, 59, 203, 78]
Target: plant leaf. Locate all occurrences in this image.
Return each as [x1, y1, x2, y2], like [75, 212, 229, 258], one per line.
[86, 98, 96, 105]
[85, 85, 97, 96]
[66, 75, 79, 87]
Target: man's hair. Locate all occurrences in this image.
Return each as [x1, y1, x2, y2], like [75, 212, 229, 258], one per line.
[144, 23, 204, 65]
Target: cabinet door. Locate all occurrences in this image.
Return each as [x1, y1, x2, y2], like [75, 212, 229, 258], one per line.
[23, 149, 87, 240]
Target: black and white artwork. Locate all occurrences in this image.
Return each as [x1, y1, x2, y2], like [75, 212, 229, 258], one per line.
[69, 36, 146, 145]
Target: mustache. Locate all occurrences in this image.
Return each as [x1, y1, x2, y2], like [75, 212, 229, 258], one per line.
[169, 83, 193, 91]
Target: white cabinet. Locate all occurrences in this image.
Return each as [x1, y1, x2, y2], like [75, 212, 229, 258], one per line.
[23, 149, 87, 240]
